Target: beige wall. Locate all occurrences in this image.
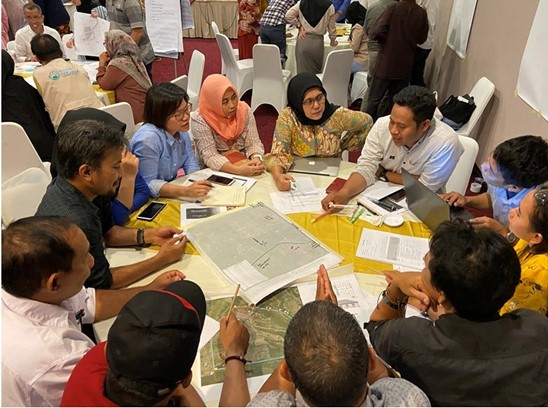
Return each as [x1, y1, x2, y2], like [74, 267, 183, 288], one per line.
[425, 0, 548, 162]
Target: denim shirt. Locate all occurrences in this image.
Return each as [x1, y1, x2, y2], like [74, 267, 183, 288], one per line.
[130, 123, 201, 197]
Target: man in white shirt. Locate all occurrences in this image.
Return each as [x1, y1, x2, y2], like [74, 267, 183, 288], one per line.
[1, 216, 186, 406]
[14, 2, 62, 62]
[322, 85, 463, 210]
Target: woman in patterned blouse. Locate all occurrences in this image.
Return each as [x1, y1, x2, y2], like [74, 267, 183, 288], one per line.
[264, 72, 373, 191]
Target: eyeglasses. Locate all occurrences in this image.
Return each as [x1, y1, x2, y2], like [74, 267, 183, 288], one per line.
[172, 103, 192, 119]
[302, 93, 326, 108]
[534, 187, 548, 206]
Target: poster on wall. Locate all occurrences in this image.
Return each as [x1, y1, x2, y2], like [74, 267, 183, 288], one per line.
[446, 0, 478, 59]
[516, 1, 548, 122]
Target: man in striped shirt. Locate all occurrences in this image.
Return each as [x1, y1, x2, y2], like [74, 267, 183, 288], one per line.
[259, 0, 296, 66]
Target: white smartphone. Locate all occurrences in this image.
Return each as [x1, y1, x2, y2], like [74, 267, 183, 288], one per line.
[136, 201, 167, 221]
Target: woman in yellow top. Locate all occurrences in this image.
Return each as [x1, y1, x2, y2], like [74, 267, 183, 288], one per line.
[264, 72, 373, 191]
[502, 186, 548, 315]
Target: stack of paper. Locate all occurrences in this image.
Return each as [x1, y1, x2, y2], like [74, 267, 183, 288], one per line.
[270, 177, 326, 214]
[201, 185, 246, 206]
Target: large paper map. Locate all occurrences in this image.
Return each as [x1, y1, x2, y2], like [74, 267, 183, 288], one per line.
[186, 202, 342, 303]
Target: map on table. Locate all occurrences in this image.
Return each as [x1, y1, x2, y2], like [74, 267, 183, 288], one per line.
[199, 287, 303, 387]
[185, 202, 342, 304]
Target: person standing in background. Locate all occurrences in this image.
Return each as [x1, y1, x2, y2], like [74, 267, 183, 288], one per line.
[285, 0, 337, 74]
[359, 0, 395, 111]
[28, 0, 71, 35]
[3, 0, 25, 41]
[411, 0, 439, 87]
[237, 0, 260, 60]
[259, 0, 297, 66]
[106, 0, 155, 82]
[345, 1, 367, 74]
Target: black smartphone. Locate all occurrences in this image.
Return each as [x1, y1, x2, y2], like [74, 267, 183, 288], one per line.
[136, 201, 167, 221]
[207, 174, 234, 185]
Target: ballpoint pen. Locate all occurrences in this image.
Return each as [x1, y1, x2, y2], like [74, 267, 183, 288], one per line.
[189, 179, 215, 188]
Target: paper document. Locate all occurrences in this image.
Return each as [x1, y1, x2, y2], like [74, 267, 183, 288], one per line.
[185, 202, 343, 304]
[359, 181, 404, 200]
[198, 316, 219, 351]
[292, 177, 317, 195]
[270, 188, 326, 214]
[201, 185, 246, 206]
[180, 203, 227, 226]
[72, 12, 109, 57]
[356, 229, 429, 270]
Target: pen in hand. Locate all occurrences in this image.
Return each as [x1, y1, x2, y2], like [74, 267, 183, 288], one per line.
[189, 178, 215, 188]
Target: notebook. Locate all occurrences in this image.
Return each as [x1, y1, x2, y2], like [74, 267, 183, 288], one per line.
[402, 169, 474, 231]
[291, 157, 341, 177]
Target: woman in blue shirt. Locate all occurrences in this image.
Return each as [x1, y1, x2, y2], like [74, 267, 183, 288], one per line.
[130, 83, 212, 198]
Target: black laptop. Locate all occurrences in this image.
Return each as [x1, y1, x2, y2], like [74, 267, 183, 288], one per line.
[402, 169, 474, 231]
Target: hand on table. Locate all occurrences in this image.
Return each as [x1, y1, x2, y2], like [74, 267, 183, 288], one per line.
[156, 235, 187, 264]
[237, 162, 266, 177]
[315, 264, 337, 304]
[220, 313, 250, 357]
[330, 39, 338, 47]
[274, 173, 295, 191]
[186, 180, 213, 197]
[321, 191, 350, 212]
[146, 269, 186, 290]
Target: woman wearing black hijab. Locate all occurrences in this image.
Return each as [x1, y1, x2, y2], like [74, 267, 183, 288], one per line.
[264, 72, 373, 191]
[346, 2, 368, 73]
[1, 50, 56, 162]
[286, 0, 338, 74]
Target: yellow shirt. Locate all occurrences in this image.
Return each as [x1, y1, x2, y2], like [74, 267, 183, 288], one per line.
[501, 239, 548, 316]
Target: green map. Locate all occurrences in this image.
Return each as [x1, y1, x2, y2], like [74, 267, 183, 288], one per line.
[200, 287, 303, 386]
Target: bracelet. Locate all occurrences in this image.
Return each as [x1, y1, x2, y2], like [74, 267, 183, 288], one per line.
[137, 228, 146, 247]
[224, 355, 249, 365]
[381, 290, 408, 310]
[251, 153, 263, 161]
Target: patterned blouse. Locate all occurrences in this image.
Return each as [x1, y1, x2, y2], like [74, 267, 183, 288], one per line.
[264, 106, 373, 171]
[501, 239, 548, 316]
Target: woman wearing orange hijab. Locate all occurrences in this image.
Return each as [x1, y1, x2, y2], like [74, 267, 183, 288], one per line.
[190, 74, 265, 176]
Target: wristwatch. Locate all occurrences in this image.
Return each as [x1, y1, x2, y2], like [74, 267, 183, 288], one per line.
[250, 153, 263, 162]
[506, 231, 517, 245]
[137, 228, 147, 247]
[378, 167, 388, 182]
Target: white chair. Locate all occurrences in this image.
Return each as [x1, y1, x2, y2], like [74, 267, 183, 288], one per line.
[215, 33, 254, 98]
[170, 74, 188, 92]
[2, 167, 51, 226]
[186, 50, 205, 110]
[1, 122, 51, 183]
[6, 40, 16, 53]
[211, 21, 239, 74]
[316, 49, 354, 107]
[456, 77, 495, 140]
[99, 102, 135, 140]
[251, 44, 291, 114]
[350, 71, 368, 105]
[445, 135, 479, 195]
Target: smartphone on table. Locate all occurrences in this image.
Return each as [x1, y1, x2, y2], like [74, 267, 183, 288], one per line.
[136, 201, 167, 221]
[207, 174, 234, 186]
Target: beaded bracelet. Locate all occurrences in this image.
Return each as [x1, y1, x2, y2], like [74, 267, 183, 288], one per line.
[224, 355, 249, 365]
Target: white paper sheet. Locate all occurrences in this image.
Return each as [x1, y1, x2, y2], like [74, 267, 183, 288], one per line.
[72, 12, 109, 57]
[145, 0, 184, 54]
[198, 316, 220, 351]
[358, 181, 404, 200]
[270, 188, 326, 214]
[446, 0, 478, 59]
[356, 229, 429, 270]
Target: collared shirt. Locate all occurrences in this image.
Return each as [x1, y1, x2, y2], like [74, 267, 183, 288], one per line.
[190, 108, 265, 171]
[2, 288, 96, 407]
[130, 123, 201, 197]
[106, 0, 155, 65]
[14, 24, 63, 62]
[366, 310, 548, 406]
[248, 377, 430, 406]
[488, 184, 537, 225]
[353, 116, 463, 192]
[260, 0, 297, 26]
[35, 176, 115, 289]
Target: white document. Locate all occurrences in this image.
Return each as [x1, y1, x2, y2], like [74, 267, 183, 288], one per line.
[72, 12, 109, 57]
[180, 203, 227, 226]
[292, 177, 317, 195]
[446, 0, 478, 59]
[145, 0, 184, 54]
[297, 274, 379, 341]
[198, 316, 219, 351]
[186, 202, 343, 304]
[201, 185, 246, 207]
[270, 188, 326, 214]
[358, 181, 404, 200]
[356, 229, 429, 270]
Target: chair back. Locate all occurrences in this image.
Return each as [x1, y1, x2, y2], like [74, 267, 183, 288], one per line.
[319, 49, 353, 107]
[99, 102, 135, 140]
[187, 50, 205, 110]
[211, 21, 220, 35]
[215, 33, 238, 81]
[457, 77, 495, 140]
[1, 122, 51, 183]
[2, 167, 51, 226]
[445, 135, 479, 195]
[6, 40, 16, 52]
[171, 74, 188, 91]
[251, 44, 289, 113]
